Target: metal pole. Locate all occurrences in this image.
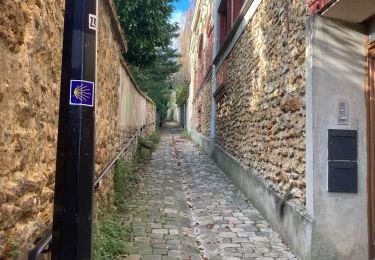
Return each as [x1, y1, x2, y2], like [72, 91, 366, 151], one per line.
[51, 0, 97, 258]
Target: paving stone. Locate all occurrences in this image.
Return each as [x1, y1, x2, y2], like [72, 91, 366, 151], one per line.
[123, 126, 296, 260]
[221, 232, 237, 238]
[168, 249, 182, 257]
[223, 256, 241, 260]
[138, 245, 152, 255]
[134, 237, 150, 243]
[152, 244, 168, 249]
[153, 229, 169, 234]
[224, 247, 237, 253]
[162, 256, 180, 260]
[169, 229, 179, 235]
[152, 238, 166, 244]
[222, 243, 241, 248]
[143, 255, 162, 260]
[167, 239, 181, 245]
[232, 238, 249, 243]
[128, 255, 141, 260]
[153, 249, 168, 255]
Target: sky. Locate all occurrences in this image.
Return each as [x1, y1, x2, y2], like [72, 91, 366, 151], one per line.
[173, 0, 190, 12]
[171, 0, 190, 26]
[171, 0, 191, 50]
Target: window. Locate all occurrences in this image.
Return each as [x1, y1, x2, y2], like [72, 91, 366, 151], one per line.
[218, 0, 245, 47]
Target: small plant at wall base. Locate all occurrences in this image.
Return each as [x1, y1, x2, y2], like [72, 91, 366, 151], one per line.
[113, 160, 140, 210]
[93, 207, 132, 259]
[0, 240, 21, 258]
[138, 129, 161, 152]
[181, 129, 191, 139]
[148, 129, 161, 146]
[93, 130, 161, 259]
[93, 158, 139, 259]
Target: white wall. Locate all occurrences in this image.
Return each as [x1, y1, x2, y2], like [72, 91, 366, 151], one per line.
[118, 65, 150, 130]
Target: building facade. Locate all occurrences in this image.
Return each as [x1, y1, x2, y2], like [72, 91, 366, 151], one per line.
[188, 0, 375, 259]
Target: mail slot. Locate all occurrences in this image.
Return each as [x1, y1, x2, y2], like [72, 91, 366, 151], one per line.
[328, 161, 357, 193]
[328, 129, 357, 161]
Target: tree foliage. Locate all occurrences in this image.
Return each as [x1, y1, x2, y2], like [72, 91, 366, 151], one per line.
[115, 0, 179, 67]
[114, 0, 181, 122]
[173, 0, 194, 107]
[129, 50, 180, 121]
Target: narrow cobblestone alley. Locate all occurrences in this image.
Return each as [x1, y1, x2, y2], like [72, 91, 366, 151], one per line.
[126, 124, 297, 260]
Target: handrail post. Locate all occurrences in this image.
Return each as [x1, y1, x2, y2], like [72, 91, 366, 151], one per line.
[51, 0, 98, 259]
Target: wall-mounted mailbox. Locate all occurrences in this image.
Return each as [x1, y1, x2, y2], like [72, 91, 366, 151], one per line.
[328, 129, 357, 193]
[328, 129, 357, 161]
[328, 161, 357, 193]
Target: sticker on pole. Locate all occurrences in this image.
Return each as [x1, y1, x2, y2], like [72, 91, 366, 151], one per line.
[89, 14, 97, 30]
[70, 80, 95, 107]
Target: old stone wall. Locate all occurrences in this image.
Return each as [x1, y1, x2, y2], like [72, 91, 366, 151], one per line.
[192, 76, 212, 138]
[0, 0, 64, 255]
[215, 0, 308, 203]
[0, 0, 155, 256]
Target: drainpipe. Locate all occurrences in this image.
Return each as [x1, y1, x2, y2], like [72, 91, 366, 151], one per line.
[210, 0, 219, 140]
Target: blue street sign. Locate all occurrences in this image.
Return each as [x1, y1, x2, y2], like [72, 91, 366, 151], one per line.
[70, 80, 95, 106]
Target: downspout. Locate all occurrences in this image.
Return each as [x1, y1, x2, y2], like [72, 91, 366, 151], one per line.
[210, 0, 219, 140]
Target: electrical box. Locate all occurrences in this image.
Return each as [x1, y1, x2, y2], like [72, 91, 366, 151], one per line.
[328, 129, 357, 193]
[328, 161, 357, 193]
[328, 129, 357, 161]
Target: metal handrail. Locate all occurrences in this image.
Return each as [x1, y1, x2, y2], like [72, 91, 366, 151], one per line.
[28, 123, 154, 260]
[94, 128, 140, 189]
[28, 233, 52, 260]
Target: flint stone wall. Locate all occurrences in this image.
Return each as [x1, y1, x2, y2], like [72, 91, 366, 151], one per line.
[192, 75, 212, 138]
[215, 0, 309, 203]
[0, 0, 155, 256]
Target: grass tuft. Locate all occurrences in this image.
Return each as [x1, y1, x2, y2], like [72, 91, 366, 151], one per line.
[180, 129, 191, 139]
[93, 129, 161, 259]
[148, 128, 161, 145]
[0, 240, 20, 258]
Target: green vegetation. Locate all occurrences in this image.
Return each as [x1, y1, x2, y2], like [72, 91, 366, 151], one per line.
[93, 207, 132, 259]
[93, 130, 161, 259]
[114, 0, 181, 123]
[1, 240, 21, 258]
[146, 129, 161, 147]
[114, 0, 179, 67]
[175, 83, 189, 107]
[180, 129, 191, 139]
[128, 48, 180, 123]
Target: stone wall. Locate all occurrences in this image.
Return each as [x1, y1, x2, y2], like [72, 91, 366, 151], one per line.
[192, 75, 212, 138]
[190, 0, 213, 139]
[0, 0, 155, 256]
[215, 0, 308, 203]
[0, 0, 64, 255]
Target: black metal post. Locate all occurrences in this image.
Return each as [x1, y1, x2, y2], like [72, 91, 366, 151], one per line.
[51, 0, 97, 259]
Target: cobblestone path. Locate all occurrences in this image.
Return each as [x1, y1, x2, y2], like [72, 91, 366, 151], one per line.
[126, 126, 297, 260]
